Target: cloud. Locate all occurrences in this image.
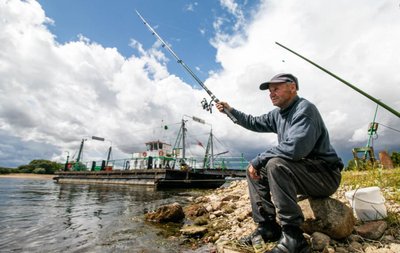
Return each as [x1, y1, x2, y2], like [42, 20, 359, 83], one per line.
[0, 0, 399, 168]
[207, 0, 400, 163]
[0, 130, 59, 168]
[184, 2, 198, 12]
[0, 0, 208, 167]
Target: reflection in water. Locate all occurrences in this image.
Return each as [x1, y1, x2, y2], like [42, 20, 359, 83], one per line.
[0, 178, 203, 252]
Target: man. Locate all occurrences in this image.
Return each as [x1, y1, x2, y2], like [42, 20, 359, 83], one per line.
[216, 73, 343, 253]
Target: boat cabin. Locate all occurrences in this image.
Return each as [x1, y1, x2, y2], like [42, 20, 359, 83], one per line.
[129, 141, 174, 169]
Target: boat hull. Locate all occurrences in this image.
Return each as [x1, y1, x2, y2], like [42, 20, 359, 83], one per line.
[53, 169, 236, 189]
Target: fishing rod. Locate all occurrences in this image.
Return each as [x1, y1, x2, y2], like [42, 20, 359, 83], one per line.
[135, 10, 238, 123]
[275, 42, 400, 119]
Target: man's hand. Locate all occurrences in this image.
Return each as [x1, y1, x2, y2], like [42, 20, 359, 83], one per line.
[248, 164, 261, 180]
[216, 101, 232, 114]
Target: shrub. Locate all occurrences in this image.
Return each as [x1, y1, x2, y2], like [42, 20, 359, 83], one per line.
[33, 168, 46, 174]
[29, 160, 62, 174]
[391, 152, 400, 167]
[346, 158, 377, 171]
[0, 167, 12, 174]
[17, 164, 35, 173]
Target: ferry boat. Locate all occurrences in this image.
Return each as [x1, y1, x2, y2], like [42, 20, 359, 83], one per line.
[54, 116, 248, 189]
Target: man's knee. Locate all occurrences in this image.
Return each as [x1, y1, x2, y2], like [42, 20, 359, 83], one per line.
[265, 157, 290, 177]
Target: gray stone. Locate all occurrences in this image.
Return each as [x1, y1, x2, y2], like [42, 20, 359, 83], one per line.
[299, 197, 355, 239]
[349, 241, 363, 252]
[322, 246, 335, 253]
[311, 232, 331, 251]
[221, 195, 241, 202]
[335, 246, 348, 253]
[355, 220, 388, 240]
[180, 225, 208, 237]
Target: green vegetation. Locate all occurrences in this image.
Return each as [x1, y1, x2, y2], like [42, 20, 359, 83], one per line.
[0, 167, 15, 174]
[391, 152, 400, 167]
[346, 151, 400, 171]
[1, 159, 63, 175]
[341, 167, 400, 190]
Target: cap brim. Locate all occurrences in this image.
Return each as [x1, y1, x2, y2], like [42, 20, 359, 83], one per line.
[259, 80, 286, 90]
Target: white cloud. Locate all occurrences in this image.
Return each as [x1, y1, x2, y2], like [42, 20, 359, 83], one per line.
[0, 0, 207, 166]
[184, 2, 198, 12]
[207, 0, 400, 163]
[1, 0, 399, 167]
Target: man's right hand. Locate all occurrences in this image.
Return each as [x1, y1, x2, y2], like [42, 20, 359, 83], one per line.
[216, 101, 232, 114]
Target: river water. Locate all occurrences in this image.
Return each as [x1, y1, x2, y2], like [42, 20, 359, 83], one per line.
[0, 177, 210, 253]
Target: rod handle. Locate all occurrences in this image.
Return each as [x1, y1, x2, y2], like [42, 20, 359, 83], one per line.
[224, 108, 238, 123]
[216, 99, 237, 123]
[214, 98, 238, 123]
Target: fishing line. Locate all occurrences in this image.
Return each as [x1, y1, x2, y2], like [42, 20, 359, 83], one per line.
[377, 123, 400, 134]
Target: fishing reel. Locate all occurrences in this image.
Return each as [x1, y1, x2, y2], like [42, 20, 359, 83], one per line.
[201, 98, 214, 113]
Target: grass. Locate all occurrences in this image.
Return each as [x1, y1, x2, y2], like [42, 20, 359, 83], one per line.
[341, 167, 400, 203]
[341, 167, 400, 229]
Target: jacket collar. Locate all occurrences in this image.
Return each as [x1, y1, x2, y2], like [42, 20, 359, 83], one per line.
[279, 96, 300, 116]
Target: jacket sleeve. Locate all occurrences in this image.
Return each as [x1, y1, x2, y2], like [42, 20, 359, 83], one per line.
[250, 112, 321, 170]
[230, 108, 277, 133]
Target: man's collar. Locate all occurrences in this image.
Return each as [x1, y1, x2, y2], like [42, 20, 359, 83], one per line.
[279, 96, 300, 115]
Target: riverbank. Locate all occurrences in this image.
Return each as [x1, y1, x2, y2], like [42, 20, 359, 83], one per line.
[176, 169, 400, 253]
[0, 173, 54, 180]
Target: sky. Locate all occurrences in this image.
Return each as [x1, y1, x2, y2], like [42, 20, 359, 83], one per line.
[1, 0, 400, 168]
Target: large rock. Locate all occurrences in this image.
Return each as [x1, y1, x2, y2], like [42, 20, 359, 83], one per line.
[145, 202, 184, 222]
[299, 197, 355, 239]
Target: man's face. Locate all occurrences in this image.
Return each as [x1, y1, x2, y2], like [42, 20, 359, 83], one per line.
[268, 82, 297, 109]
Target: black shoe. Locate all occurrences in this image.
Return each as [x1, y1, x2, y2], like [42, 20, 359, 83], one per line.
[240, 221, 282, 245]
[266, 225, 310, 253]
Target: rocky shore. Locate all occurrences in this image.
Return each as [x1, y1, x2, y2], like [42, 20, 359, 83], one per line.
[145, 179, 400, 253]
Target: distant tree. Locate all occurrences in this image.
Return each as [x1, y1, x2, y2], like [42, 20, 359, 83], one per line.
[17, 164, 35, 173]
[0, 167, 12, 174]
[29, 160, 62, 174]
[33, 168, 46, 174]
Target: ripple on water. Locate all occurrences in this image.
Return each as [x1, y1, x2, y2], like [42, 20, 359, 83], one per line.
[0, 178, 204, 252]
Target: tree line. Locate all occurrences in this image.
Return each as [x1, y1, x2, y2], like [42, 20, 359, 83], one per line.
[0, 159, 62, 174]
[1, 152, 399, 175]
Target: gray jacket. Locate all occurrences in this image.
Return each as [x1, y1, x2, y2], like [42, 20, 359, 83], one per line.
[231, 96, 343, 170]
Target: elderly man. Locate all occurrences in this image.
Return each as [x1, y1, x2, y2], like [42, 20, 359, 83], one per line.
[216, 73, 343, 253]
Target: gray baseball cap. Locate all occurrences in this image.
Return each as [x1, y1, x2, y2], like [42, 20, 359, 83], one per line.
[259, 73, 299, 90]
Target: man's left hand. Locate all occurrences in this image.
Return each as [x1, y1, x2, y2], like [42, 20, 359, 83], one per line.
[248, 164, 261, 180]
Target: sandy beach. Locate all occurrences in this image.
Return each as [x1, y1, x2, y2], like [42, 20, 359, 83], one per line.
[0, 173, 54, 180]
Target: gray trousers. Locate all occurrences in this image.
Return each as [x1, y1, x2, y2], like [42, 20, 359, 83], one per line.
[247, 157, 342, 226]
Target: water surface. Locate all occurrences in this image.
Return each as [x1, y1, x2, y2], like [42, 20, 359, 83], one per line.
[0, 177, 206, 252]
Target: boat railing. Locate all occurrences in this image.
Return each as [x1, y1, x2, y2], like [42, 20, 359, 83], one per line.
[73, 155, 249, 172]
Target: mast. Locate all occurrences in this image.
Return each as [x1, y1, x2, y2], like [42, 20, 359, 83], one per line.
[203, 128, 215, 169]
[366, 104, 379, 149]
[182, 119, 186, 160]
[210, 129, 214, 169]
[106, 146, 112, 167]
[76, 138, 85, 163]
